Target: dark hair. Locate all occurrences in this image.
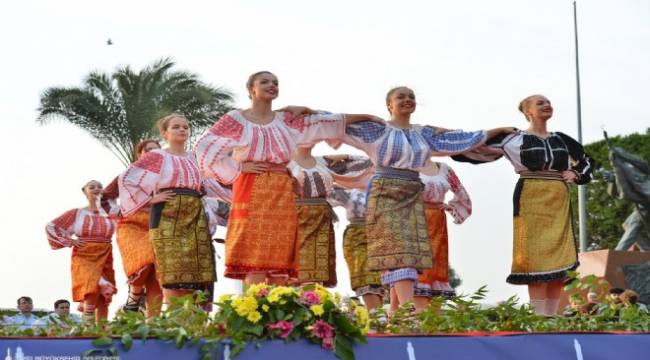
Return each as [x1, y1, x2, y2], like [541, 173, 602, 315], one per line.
[54, 299, 70, 309]
[81, 180, 102, 193]
[17, 296, 32, 306]
[609, 287, 625, 295]
[620, 289, 639, 305]
[136, 139, 161, 156]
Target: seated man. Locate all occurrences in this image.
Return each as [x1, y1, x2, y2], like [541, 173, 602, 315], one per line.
[35, 299, 81, 327]
[7, 296, 40, 330]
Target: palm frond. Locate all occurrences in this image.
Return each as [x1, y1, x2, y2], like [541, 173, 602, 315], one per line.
[37, 58, 234, 165]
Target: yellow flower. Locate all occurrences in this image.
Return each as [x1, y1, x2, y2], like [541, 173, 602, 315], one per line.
[247, 311, 262, 323]
[354, 305, 370, 334]
[267, 286, 296, 304]
[261, 304, 270, 312]
[245, 283, 269, 297]
[313, 285, 331, 303]
[310, 304, 325, 317]
[232, 295, 258, 317]
[333, 293, 342, 304]
[218, 294, 233, 303]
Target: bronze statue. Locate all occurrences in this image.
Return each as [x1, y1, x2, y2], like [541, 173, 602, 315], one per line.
[603, 131, 650, 251]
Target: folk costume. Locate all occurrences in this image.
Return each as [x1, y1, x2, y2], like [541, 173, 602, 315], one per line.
[119, 149, 216, 291]
[455, 130, 593, 284]
[195, 110, 345, 279]
[415, 162, 471, 298]
[329, 121, 488, 285]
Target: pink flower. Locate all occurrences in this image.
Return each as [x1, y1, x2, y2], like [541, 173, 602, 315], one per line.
[312, 320, 334, 339]
[322, 336, 334, 350]
[267, 320, 294, 339]
[301, 291, 321, 305]
[258, 288, 269, 297]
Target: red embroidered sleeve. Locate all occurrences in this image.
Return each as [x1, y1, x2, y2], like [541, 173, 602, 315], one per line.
[45, 209, 78, 249]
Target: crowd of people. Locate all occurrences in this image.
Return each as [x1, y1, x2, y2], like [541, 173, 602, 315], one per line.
[564, 288, 649, 317]
[36, 70, 596, 323]
[1, 297, 80, 330]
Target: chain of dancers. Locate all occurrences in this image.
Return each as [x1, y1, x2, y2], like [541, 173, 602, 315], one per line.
[45, 71, 593, 323]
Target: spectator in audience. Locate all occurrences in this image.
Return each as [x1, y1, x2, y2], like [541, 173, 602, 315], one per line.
[34, 299, 80, 327]
[7, 296, 40, 329]
[620, 289, 649, 313]
[581, 291, 600, 315]
[608, 288, 625, 305]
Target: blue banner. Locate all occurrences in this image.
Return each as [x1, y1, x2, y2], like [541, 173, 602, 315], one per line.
[1, 334, 649, 360]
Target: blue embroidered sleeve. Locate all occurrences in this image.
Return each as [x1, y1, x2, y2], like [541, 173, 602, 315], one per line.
[421, 126, 486, 154]
[346, 121, 387, 143]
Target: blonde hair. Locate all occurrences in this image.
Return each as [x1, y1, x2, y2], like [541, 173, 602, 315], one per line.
[157, 113, 188, 135]
[518, 94, 543, 122]
[246, 71, 275, 99]
[385, 86, 412, 114]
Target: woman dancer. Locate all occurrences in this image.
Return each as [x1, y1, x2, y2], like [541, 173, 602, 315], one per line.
[329, 185, 385, 311]
[103, 139, 163, 316]
[329, 86, 515, 308]
[455, 94, 593, 315]
[289, 149, 373, 287]
[195, 71, 381, 285]
[46, 180, 118, 323]
[413, 159, 471, 312]
[120, 114, 216, 304]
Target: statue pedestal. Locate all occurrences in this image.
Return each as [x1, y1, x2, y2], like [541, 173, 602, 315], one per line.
[560, 249, 650, 310]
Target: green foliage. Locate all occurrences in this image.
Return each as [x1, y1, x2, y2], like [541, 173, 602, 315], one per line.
[571, 128, 650, 250]
[37, 58, 234, 166]
[371, 275, 650, 335]
[3, 282, 649, 358]
[448, 266, 462, 289]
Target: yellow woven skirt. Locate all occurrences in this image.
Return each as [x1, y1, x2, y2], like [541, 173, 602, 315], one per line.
[296, 201, 337, 287]
[366, 176, 432, 271]
[508, 178, 578, 284]
[342, 222, 382, 292]
[149, 189, 216, 289]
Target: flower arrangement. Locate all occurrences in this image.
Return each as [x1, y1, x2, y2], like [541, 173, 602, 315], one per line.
[213, 284, 369, 360]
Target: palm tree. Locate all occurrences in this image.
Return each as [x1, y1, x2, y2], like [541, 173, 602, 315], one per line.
[37, 58, 234, 166]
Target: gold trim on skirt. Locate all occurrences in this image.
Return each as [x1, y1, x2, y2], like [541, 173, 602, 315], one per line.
[296, 201, 337, 287]
[343, 222, 382, 291]
[150, 193, 216, 289]
[366, 176, 432, 271]
[225, 172, 299, 279]
[508, 178, 578, 284]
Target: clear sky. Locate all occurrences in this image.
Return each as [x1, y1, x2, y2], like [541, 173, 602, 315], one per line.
[1, 0, 648, 314]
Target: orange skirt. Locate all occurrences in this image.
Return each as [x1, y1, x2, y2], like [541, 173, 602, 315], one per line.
[417, 207, 449, 285]
[225, 172, 299, 279]
[116, 210, 155, 283]
[71, 242, 115, 302]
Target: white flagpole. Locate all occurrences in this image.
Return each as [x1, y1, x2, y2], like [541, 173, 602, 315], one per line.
[573, 0, 588, 252]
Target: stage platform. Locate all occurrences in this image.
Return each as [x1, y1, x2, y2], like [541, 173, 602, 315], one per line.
[2, 333, 649, 359]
